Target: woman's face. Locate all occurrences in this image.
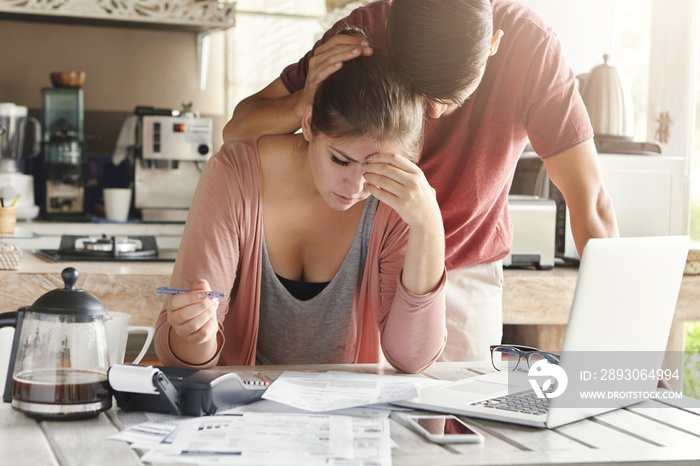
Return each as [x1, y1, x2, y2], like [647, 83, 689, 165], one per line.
[307, 133, 386, 211]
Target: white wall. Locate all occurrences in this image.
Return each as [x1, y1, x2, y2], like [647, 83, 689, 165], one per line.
[518, 0, 616, 75]
[0, 20, 226, 116]
[225, 0, 326, 118]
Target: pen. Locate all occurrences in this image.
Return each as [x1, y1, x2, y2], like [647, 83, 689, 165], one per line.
[156, 286, 227, 299]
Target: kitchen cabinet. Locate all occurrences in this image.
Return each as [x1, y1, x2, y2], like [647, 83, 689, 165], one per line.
[0, 0, 235, 30]
[0, 0, 236, 90]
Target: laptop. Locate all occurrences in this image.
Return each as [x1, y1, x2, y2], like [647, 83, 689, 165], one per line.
[396, 236, 690, 428]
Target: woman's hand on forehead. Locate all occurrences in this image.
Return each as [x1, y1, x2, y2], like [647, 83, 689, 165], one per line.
[362, 151, 440, 230]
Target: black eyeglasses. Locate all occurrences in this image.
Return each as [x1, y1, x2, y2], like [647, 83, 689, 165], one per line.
[490, 345, 560, 372]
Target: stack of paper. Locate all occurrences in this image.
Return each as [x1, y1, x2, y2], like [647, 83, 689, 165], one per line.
[109, 370, 445, 465]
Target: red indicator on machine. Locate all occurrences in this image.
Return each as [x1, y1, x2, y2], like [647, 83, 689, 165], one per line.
[173, 123, 185, 132]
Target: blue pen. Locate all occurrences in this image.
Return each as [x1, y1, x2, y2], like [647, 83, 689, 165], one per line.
[156, 287, 227, 299]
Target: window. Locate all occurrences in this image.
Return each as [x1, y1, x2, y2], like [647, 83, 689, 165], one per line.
[616, 0, 651, 142]
[692, 19, 700, 241]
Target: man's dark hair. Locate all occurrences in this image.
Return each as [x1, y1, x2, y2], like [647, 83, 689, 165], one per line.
[386, 0, 493, 104]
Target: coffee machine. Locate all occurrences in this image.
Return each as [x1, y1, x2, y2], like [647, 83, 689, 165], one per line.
[133, 107, 213, 222]
[42, 88, 86, 218]
[0, 103, 41, 220]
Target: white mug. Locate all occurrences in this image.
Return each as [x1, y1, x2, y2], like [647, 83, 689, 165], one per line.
[103, 188, 132, 222]
[105, 311, 154, 366]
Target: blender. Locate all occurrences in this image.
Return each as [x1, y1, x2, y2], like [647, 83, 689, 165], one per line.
[42, 88, 86, 218]
[0, 103, 41, 220]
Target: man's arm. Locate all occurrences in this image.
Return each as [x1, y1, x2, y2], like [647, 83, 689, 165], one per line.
[542, 138, 619, 257]
[222, 34, 373, 142]
[222, 78, 300, 142]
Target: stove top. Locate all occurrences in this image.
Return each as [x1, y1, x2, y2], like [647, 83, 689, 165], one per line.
[38, 235, 177, 262]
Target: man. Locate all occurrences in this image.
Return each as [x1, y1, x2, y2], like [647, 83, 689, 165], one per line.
[223, 0, 618, 361]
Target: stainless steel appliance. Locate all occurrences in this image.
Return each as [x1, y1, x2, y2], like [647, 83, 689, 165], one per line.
[42, 88, 86, 217]
[0, 267, 111, 420]
[0, 103, 41, 220]
[37, 234, 177, 262]
[134, 109, 213, 222]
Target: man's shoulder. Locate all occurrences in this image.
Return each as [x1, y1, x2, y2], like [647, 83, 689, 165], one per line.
[492, 0, 554, 37]
[350, 0, 391, 20]
[334, 0, 391, 49]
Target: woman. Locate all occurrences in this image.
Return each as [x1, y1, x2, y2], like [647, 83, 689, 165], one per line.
[154, 31, 446, 374]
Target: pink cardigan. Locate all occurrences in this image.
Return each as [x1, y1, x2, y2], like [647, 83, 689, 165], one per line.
[155, 140, 447, 373]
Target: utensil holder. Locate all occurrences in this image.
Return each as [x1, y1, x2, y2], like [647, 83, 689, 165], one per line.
[0, 207, 17, 234]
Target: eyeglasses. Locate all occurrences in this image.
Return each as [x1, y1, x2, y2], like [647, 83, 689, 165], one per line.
[490, 345, 560, 372]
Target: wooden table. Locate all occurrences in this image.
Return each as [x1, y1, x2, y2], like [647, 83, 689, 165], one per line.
[2, 362, 699, 465]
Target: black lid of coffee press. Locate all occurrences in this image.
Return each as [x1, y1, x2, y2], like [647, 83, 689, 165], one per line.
[29, 267, 107, 316]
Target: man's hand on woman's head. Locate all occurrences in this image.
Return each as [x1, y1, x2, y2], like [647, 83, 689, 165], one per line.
[297, 33, 373, 120]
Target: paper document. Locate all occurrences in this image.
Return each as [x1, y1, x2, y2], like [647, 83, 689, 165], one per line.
[261, 370, 435, 412]
[138, 412, 391, 465]
[221, 398, 392, 418]
[109, 417, 183, 450]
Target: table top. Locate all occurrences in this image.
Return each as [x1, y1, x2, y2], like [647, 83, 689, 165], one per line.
[2, 362, 700, 466]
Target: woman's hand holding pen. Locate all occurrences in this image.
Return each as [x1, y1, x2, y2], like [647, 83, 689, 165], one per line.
[165, 279, 220, 364]
[363, 153, 445, 295]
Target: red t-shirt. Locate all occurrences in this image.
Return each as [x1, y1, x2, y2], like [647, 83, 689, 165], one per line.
[281, 0, 593, 270]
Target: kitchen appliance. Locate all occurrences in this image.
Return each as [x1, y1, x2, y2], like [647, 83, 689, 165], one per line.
[42, 87, 86, 218]
[577, 55, 663, 155]
[133, 107, 213, 222]
[37, 234, 177, 262]
[578, 54, 635, 140]
[503, 195, 556, 269]
[0, 103, 42, 220]
[0, 267, 112, 419]
[511, 151, 686, 261]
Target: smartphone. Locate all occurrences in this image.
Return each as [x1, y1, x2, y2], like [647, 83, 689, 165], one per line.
[407, 415, 485, 444]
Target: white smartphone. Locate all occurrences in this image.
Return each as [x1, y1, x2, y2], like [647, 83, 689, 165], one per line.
[407, 415, 485, 444]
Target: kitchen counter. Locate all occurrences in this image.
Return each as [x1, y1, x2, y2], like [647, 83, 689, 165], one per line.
[2, 253, 698, 329]
[1, 220, 185, 250]
[0, 252, 174, 327]
[1, 250, 698, 367]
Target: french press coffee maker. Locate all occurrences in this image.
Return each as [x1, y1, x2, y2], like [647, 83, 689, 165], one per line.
[0, 267, 112, 419]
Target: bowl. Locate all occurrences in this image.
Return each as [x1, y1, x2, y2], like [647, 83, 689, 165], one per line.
[50, 71, 86, 89]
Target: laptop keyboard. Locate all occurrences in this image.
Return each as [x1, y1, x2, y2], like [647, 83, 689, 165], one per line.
[471, 389, 551, 416]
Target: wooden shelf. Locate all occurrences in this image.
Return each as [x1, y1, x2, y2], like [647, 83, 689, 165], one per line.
[0, 0, 235, 32]
[0, 0, 236, 90]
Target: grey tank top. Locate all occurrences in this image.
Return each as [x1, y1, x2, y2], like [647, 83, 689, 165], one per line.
[256, 196, 379, 365]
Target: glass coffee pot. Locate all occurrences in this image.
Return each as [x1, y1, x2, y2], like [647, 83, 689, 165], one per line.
[0, 267, 111, 419]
